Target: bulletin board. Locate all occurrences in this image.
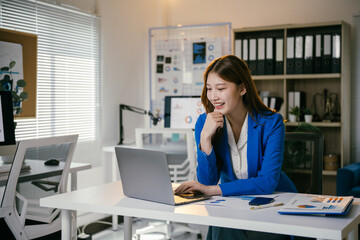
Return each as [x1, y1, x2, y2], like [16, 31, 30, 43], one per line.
[0, 28, 37, 119]
[149, 23, 232, 120]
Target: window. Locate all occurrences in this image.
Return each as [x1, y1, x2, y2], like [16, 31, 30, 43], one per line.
[0, 0, 101, 164]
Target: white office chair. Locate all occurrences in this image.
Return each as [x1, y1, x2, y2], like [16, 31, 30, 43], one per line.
[0, 135, 78, 239]
[134, 128, 201, 240]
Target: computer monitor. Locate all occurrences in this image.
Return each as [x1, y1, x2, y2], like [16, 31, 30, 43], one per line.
[164, 96, 205, 129]
[0, 91, 16, 146]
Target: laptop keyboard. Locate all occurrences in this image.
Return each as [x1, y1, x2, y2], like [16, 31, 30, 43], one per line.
[175, 192, 206, 200]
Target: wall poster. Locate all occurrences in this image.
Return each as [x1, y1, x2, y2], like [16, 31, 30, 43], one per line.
[149, 23, 232, 125]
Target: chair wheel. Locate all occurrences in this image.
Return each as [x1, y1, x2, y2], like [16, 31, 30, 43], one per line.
[133, 234, 140, 240]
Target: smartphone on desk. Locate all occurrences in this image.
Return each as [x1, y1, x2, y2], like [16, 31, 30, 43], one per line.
[248, 197, 274, 206]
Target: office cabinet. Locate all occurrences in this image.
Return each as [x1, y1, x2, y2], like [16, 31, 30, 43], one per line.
[234, 21, 351, 195]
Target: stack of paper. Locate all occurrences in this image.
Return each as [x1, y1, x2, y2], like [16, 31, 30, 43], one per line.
[0, 164, 12, 174]
[279, 194, 354, 215]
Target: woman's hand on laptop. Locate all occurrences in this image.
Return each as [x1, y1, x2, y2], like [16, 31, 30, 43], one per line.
[175, 181, 222, 196]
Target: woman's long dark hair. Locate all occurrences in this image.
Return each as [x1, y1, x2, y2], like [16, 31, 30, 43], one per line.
[201, 55, 274, 120]
[201, 55, 274, 142]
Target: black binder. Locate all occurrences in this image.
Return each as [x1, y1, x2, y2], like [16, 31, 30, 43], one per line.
[294, 35, 304, 74]
[275, 37, 284, 74]
[314, 34, 322, 73]
[304, 35, 314, 74]
[269, 97, 284, 112]
[257, 37, 265, 75]
[235, 39, 242, 60]
[286, 35, 295, 74]
[294, 91, 306, 121]
[248, 38, 257, 75]
[265, 37, 274, 75]
[321, 34, 332, 73]
[242, 38, 249, 66]
[332, 33, 341, 73]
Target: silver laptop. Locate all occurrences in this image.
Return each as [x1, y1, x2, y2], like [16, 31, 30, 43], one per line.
[115, 147, 211, 205]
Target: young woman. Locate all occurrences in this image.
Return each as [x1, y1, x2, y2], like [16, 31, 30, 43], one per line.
[175, 55, 296, 239]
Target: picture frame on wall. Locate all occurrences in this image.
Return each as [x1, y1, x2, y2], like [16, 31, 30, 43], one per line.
[0, 28, 37, 119]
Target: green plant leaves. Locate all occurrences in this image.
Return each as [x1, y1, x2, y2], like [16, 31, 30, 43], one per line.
[1, 60, 28, 116]
[20, 92, 28, 100]
[9, 61, 16, 69]
[17, 79, 26, 87]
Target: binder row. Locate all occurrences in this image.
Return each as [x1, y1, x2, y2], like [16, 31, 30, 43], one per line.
[234, 30, 284, 75]
[234, 25, 342, 75]
[263, 96, 283, 112]
[287, 27, 341, 74]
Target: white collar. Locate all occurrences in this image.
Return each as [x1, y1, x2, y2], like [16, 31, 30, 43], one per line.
[225, 113, 248, 151]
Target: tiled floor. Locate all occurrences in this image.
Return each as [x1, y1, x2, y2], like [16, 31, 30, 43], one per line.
[92, 218, 208, 240]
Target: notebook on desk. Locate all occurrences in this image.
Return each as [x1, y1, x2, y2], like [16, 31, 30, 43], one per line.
[115, 147, 211, 206]
[278, 194, 354, 215]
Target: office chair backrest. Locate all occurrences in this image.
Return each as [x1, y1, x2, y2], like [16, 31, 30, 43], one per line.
[135, 128, 196, 182]
[283, 132, 324, 194]
[1, 135, 78, 209]
[0, 135, 78, 239]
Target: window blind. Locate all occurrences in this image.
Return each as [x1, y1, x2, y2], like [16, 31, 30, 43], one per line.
[0, 0, 101, 165]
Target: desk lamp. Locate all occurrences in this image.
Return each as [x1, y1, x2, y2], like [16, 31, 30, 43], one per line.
[119, 104, 161, 145]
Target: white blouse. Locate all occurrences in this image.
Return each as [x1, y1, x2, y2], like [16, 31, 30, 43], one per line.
[225, 113, 248, 179]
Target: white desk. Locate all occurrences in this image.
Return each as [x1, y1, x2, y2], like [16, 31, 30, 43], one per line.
[0, 160, 91, 191]
[41, 181, 360, 240]
[102, 145, 126, 230]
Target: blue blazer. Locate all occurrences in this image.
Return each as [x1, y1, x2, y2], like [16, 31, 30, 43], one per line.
[195, 111, 297, 196]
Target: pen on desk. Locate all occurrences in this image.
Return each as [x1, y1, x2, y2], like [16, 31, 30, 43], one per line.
[250, 202, 284, 210]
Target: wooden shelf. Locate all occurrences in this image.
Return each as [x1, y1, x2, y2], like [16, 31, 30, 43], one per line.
[323, 170, 337, 176]
[286, 73, 341, 80]
[285, 169, 337, 176]
[253, 75, 285, 81]
[285, 122, 341, 127]
[253, 73, 341, 81]
[285, 169, 312, 174]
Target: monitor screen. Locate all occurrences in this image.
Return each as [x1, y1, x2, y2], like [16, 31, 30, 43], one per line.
[164, 96, 205, 129]
[0, 91, 16, 146]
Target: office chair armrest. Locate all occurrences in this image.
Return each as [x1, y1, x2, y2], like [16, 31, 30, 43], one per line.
[15, 192, 28, 226]
[337, 162, 360, 196]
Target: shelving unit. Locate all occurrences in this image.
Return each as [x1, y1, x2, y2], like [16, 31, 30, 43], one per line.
[234, 21, 351, 195]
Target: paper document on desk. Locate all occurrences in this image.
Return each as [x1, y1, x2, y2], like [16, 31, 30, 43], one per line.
[279, 194, 354, 215]
[194, 194, 278, 209]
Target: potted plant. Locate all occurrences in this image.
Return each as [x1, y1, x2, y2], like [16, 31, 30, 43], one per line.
[0, 60, 28, 117]
[303, 108, 313, 123]
[289, 106, 300, 122]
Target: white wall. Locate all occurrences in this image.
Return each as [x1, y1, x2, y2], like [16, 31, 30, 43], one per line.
[98, 0, 168, 147]
[351, 15, 360, 163]
[168, 0, 359, 27]
[76, 0, 168, 190]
